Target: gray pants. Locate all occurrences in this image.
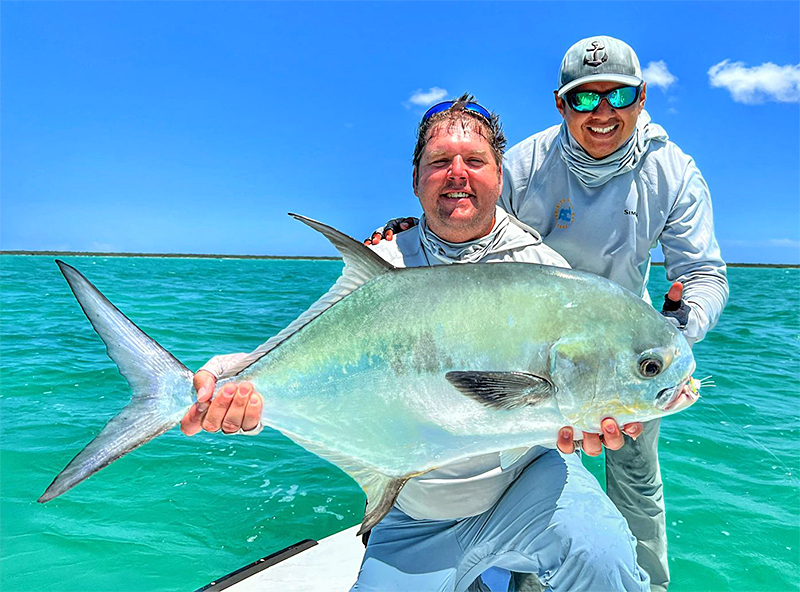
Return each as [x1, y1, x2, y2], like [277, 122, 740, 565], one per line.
[606, 419, 667, 592]
[352, 450, 649, 592]
[513, 419, 667, 592]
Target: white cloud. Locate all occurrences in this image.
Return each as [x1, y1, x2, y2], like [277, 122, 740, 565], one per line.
[768, 238, 800, 248]
[725, 238, 800, 248]
[408, 87, 448, 107]
[642, 61, 677, 90]
[708, 60, 800, 104]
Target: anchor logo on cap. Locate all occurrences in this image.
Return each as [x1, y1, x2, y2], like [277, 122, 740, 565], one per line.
[584, 41, 608, 67]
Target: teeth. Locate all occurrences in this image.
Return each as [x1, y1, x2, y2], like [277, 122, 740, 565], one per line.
[589, 125, 616, 134]
[445, 192, 470, 198]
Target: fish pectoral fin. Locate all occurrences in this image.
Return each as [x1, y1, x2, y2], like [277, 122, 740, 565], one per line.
[446, 371, 555, 410]
[358, 472, 412, 536]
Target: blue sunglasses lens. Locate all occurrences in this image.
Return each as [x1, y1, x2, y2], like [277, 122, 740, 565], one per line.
[568, 92, 601, 112]
[608, 86, 639, 108]
[422, 101, 491, 122]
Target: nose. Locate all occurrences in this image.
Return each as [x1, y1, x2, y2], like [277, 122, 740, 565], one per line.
[594, 98, 615, 116]
[448, 155, 467, 179]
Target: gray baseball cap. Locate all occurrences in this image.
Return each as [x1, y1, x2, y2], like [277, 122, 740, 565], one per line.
[557, 36, 643, 96]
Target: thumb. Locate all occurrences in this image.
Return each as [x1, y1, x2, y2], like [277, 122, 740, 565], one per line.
[667, 281, 683, 303]
[662, 282, 684, 312]
[193, 370, 217, 403]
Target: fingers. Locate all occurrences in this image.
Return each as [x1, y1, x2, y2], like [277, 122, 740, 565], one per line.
[582, 432, 603, 456]
[242, 390, 263, 432]
[220, 383, 252, 434]
[557, 427, 575, 454]
[202, 382, 262, 434]
[600, 418, 625, 450]
[182, 371, 218, 436]
[573, 418, 639, 456]
[622, 422, 643, 439]
[180, 402, 206, 436]
[193, 370, 216, 412]
[363, 218, 418, 245]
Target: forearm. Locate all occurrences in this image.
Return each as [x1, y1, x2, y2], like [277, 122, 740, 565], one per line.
[661, 166, 729, 345]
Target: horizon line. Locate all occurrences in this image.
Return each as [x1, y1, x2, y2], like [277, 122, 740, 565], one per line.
[1, 250, 798, 268]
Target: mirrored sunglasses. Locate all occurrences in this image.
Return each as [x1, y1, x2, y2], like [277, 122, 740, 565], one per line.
[566, 85, 642, 113]
[422, 101, 491, 122]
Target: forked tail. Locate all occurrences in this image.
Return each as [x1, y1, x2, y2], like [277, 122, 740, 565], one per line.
[38, 261, 195, 503]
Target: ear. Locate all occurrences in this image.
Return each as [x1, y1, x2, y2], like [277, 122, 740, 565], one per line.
[412, 166, 419, 196]
[639, 83, 647, 108]
[496, 161, 503, 194]
[554, 91, 566, 118]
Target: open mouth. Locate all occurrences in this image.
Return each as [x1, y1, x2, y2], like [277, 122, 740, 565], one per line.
[656, 381, 700, 412]
[587, 124, 619, 135]
[442, 192, 472, 199]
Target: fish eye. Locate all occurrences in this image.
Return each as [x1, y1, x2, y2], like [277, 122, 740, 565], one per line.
[638, 357, 663, 378]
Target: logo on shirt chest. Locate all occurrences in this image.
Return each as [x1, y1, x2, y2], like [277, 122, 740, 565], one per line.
[554, 198, 575, 229]
[624, 209, 639, 220]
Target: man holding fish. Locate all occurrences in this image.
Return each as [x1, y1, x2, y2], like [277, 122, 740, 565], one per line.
[181, 96, 654, 591]
[366, 36, 728, 592]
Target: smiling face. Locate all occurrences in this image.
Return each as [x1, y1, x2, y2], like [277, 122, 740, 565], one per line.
[413, 117, 502, 243]
[555, 81, 647, 159]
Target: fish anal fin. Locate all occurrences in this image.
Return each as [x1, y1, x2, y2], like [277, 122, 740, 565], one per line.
[273, 429, 418, 536]
[499, 446, 531, 470]
[358, 474, 412, 536]
[446, 371, 555, 410]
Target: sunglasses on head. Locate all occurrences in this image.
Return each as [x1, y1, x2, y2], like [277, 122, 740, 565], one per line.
[565, 85, 642, 113]
[422, 101, 491, 122]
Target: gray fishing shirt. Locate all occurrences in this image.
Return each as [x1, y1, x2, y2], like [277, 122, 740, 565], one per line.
[202, 207, 570, 521]
[370, 207, 569, 521]
[501, 119, 729, 345]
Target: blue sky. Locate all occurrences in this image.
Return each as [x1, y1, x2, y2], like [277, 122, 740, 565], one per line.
[2, 1, 798, 263]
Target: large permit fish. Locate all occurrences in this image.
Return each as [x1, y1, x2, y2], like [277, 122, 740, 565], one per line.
[39, 214, 697, 534]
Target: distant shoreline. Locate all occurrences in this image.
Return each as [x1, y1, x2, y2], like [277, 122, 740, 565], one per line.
[0, 250, 339, 261]
[1, 250, 797, 268]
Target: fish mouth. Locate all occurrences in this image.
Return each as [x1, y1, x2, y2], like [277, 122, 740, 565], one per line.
[656, 380, 699, 412]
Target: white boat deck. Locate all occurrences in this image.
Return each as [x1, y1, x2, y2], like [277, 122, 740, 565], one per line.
[200, 525, 363, 592]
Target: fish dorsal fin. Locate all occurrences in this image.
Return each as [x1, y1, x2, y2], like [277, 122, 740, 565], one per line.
[446, 371, 555, 410]
[289, 213, 396, 284]
[222, 215, 396, 377]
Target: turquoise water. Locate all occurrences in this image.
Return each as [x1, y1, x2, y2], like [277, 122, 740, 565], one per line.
[1, 255, 798, 591]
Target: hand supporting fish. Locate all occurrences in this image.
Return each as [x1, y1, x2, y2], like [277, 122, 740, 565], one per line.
[180, 373, 262, 436]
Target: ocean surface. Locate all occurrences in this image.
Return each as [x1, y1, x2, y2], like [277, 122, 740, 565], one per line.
[0, 255, 798, 592]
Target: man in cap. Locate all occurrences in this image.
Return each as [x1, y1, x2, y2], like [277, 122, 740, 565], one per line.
[498, 36, 729, 591]
[182, 95, 651, 592]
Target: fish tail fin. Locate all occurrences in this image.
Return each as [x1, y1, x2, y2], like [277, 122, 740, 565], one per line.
[38, 260, 195, 503]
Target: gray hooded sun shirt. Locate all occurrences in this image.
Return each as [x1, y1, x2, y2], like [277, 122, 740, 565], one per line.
[501, 111, 728, 345]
